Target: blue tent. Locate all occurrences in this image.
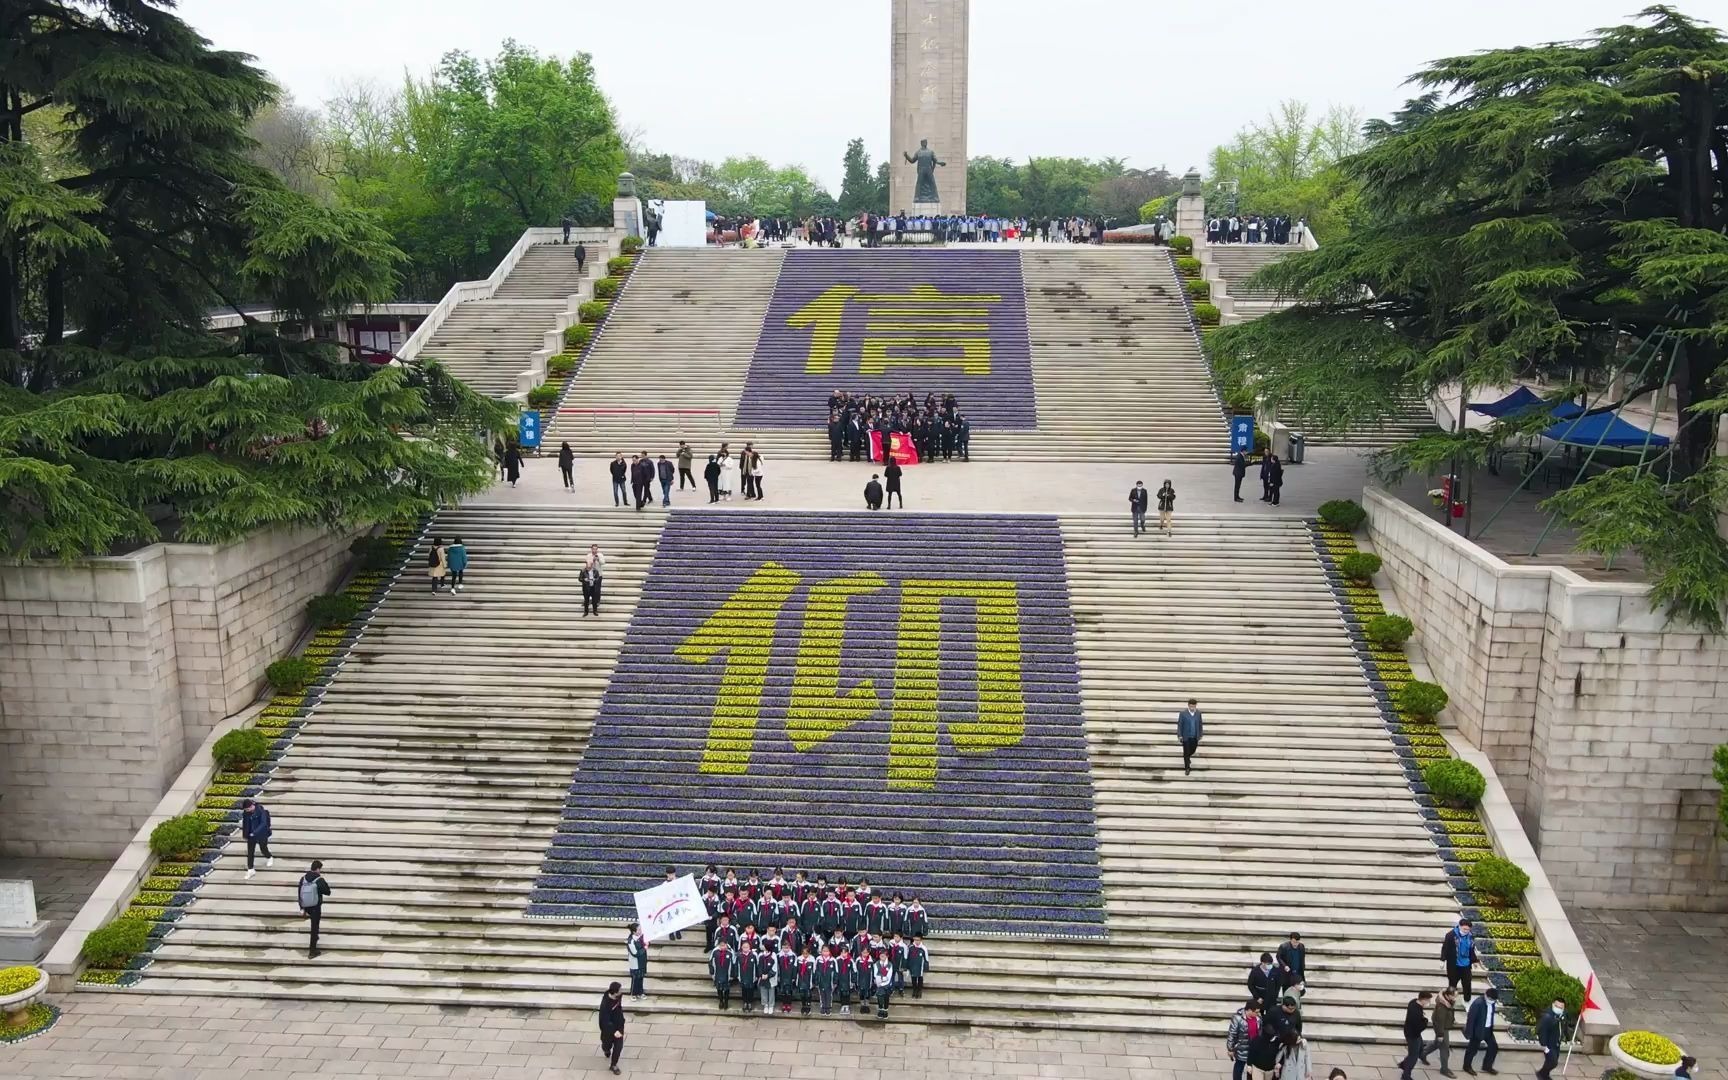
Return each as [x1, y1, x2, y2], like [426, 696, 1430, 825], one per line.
[1540, 411, 1670, 448]
[1468, 386, 1543, 416]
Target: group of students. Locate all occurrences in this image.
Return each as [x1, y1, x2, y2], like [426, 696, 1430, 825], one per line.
[694, 866, 933, 1019]
[827, 390, 971, 463]
[1206, 215, 1306, 245]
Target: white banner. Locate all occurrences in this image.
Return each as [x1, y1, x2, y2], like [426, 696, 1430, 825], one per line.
[633, 874, 706, 941]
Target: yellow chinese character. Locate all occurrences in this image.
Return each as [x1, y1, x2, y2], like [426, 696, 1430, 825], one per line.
[789, 283, 1001, 376]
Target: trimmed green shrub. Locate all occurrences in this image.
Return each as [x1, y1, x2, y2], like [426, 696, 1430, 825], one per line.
[1423, 758, 1486, 808]
[563, 323, 593, 350]
[1512, 965, 1584, 1018]
[1469, 855, 1532, 904]
[306, 593, 361, 629]
[1318, 499, 1367, 531]
[526, 385, 560, 409]
[1170, 234, 1193, 254]
[592, 276, 622, 299]
[1185, 278, 1211, 300]
[212, 728, 270, 770]
[1337, 552, 1382, 582]
[349, 534, 397, 572]
[81, 920, 149, 967]
[1192, 302, 1220, 326]
[1175, 255, 1202, 278]
[620, 235, 644, 253]
[1364, 614, 1415, 648]
[266, 657, 317, 694]
[0, 965, 43, 995]
[1398, 680, 1451, 719]
[608, 255, 635, 275]
[578, 300, 610, 324]
[547, 353, 576, 377]
[1253, 430, 1271, 453]
[148, 814, 207, 859]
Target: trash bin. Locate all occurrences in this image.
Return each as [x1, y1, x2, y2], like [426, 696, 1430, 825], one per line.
[1287, 432, 1306, 464]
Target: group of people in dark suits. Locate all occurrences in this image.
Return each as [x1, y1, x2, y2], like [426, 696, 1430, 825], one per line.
[1231, 448, 1286, 504]
[698, 866, 932, 1020]
[827, 390, 970, 464]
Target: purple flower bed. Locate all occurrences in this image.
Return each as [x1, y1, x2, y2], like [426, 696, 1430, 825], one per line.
[530, 511, 1105, 936]
[733, 251, 1038, 430]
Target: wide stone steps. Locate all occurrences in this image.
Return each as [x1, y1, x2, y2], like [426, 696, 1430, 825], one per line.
[491, 243, 598, 299]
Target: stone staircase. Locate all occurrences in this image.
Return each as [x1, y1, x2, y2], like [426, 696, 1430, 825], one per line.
[1021, 249, 1227, 462]
[123, 508, 1458, 1042]
[1208, 244, 1436, 447]
[418, 244, 595, 399]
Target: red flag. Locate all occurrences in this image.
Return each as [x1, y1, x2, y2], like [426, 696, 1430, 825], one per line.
[889, 431, 920, 465]
[1583, 972, 1602, 1015]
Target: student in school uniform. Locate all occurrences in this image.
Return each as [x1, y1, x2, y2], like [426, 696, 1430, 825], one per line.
[738, 943, 760, 1014]
[701, 890, 721, 952]
[855, 878, 874, 906]
[853, 941, 874, 1004]
[906, 936, 931, 998]
[865, 895, 890, 938]
[710, 939, 738, 1009]
[774, 941, 797, 1014]
[700, 864, 722, 898]
[888, 893, 908, 937]
[889, 932, 909, 996]
[833, 947, 854, 1013]
[743, 870, 763, 899]
[713, 914, 739, 954]
[752, 943, 777, 1014]
[816, 945, 839, 1016]
[779, 918, 802, 958]
[818, 889, 842, 937]
[841, 891, 865, 937]
[732, 892, 757, 933]
[871, 951, 897, 1019]
[721, 868, 740, 898]
[659, 866, 684, 941]
[906, 897, 930, 938]
[791, 870, 812, 904]
[794, 946, 817, 1015]
[767, 868, 788, 900]
[798, 890, 821, 938]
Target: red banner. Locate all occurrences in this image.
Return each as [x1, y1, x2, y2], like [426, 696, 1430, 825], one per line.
[869, 430, 920, 465]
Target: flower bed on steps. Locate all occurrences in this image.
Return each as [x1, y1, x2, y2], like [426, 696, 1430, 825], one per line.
[76, 516, 430, 989]
[1311, 521, 1544, 1039]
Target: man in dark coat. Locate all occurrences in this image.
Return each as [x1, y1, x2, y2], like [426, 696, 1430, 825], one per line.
[630, 453, 653, 510]
[610, 453, 628, 507]
[1268, 454, 1285, 506]
[704, 455, 721, 503]
[1398, 991, 1434, 1080]
[598, 981, 625, 1074]
[828, 412, 844, 461]
[1177, 698, 1204, 774]
[1462, 986, 1500, 1074]
[1535, 998, 1565, 1080]
[1129, 481, 1149, 536]
[883, 461, 903, 509]
[1277, 932, 1307, 989]
[1232, 450, 1249, 502]
[1248, 953, 1281, 1015]
[241, 798, 272, 879]
[656, 455, 675, 508]
[1259, 448, 1275, 501]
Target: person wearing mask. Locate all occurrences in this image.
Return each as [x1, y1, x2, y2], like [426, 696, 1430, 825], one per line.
[580, 544, 605, 617]
[558, 442, 575, 493]
[1461, 985, 1500, 1075]
[1442, 919, 1479, 1000]
[1248, 952, 1280, 1016]
[1178, 698, 1204, 775]
[1398, 990, 1434, 1080]
[625, 923, 648, 1000]
[598, 981, 625, 1075]
[1226, 998, 1259, 1080]
[240, 798, 272, 880]
[1232, 450, 1249, 502]
[1674, 1057, 1696, 1080]
[703, 455, 722, 503]
[1535, 1000, 1565, 1080]
[609, 452, 628, 507]
[1129, 481, 1149, 536]
[443, 537, 467, 594]
[297, 860, 331, 959]
[1156, 480, 1177, 536]
[1426, 986, 1459, 1077]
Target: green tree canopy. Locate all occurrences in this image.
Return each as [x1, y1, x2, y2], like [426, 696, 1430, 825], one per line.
[1208, 5, 1728, 628]
[837, 138, 875, 217]
[1201, 100, 1365, 239]
[0, 0, 508, 560]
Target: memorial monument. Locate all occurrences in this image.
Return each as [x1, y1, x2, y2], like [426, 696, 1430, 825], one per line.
[890, 0, 969, 214]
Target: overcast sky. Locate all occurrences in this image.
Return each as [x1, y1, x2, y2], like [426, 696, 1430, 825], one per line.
[175, 0, 1685, 189]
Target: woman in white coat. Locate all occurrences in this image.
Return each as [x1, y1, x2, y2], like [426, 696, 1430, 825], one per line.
[717, 452, 737, 501]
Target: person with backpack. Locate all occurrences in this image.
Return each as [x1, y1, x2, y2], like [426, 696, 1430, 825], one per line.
[1227, 998, 1260, 1080]
[240, 798, 272, 880]
[426, 538, 448, 593]
[297, 861, 331, 958]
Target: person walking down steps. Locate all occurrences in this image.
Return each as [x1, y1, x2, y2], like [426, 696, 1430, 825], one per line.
[241, 798, 272, 879]
[1177, 698, 1204, 775]
[581, 544, 605, 617]
[297, 860, 331, 958]
[1156, 480, 1176, 536]
[598, 981, 625, 1075]
[1129, 481, 1149, 536]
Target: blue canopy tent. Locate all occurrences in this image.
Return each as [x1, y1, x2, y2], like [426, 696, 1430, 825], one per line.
[1539, 411, 1670, 448]
[1468, 386, 1543, 416]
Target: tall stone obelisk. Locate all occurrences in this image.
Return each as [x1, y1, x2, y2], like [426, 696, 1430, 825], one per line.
[889, 0, 969, 215]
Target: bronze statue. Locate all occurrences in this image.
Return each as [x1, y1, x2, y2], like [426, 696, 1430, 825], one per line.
[903, 139, 946, 204]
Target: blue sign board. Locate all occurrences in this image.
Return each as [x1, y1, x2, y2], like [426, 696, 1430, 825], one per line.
[1230, 414, 1255, 454]
[518, 409, 542, 450]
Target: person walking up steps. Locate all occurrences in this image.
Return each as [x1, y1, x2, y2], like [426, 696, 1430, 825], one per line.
[444, 538, 467, 593]
[241, 798, 272, 879]
[598, 981, 625, 1075]
[558, 442, 575, 492]
[297, 860, 331, 958]
[1129, 480, 1149, 536]
[426, 538, 448, 593]
[502, 443, 523, 488]
[1157, 480, 1176, 536]
[1177, 698, 1204, 774]
[581, 545, 605, 617]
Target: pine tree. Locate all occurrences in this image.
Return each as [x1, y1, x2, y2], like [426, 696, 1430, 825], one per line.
[0, 0, 509, 559]
[837, 138, 874, 216]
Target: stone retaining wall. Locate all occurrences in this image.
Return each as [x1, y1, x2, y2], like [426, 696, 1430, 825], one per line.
[0, 527, 351, 859]
[1365, 489, 1728, 910]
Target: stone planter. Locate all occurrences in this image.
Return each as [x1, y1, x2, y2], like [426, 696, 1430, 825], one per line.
[1609, 1034, 1683, 1080]
[0, 967, 48, 1029]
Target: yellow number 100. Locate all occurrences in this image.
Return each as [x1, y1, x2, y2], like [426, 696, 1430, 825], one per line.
[673, 562, 1025, 790]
